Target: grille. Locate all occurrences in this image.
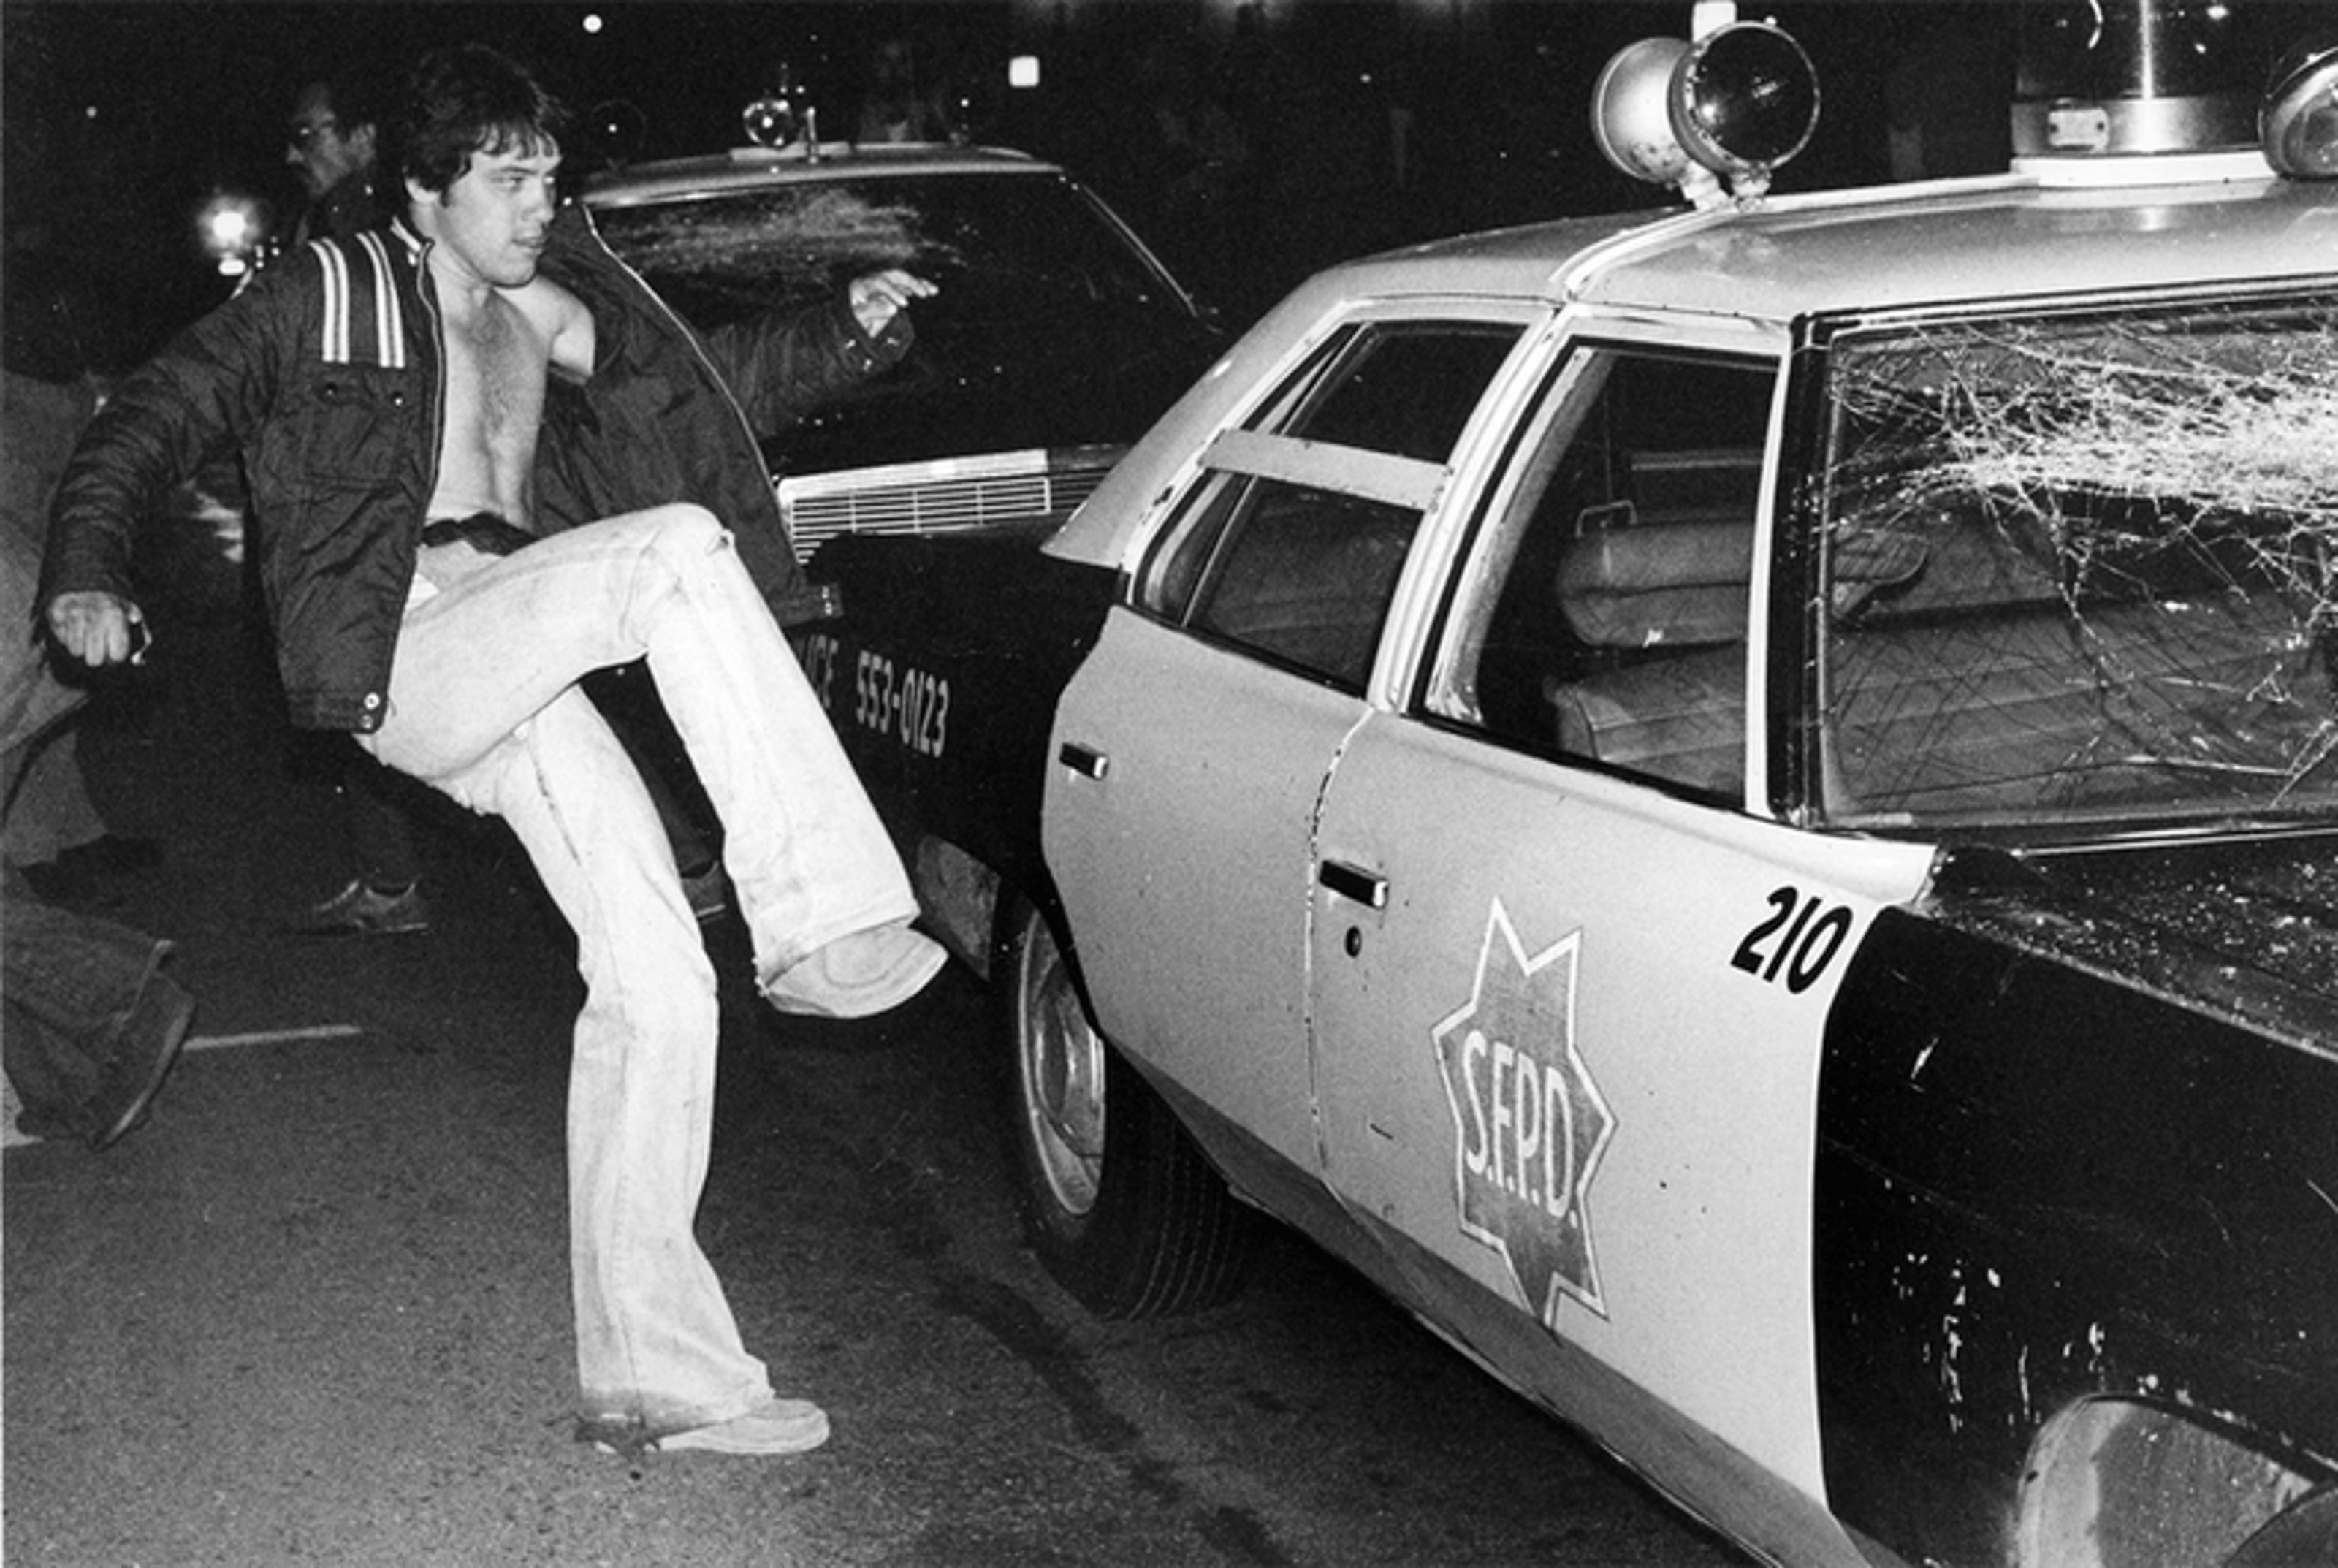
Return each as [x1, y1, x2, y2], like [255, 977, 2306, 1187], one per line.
[779, 446, 1122, 561]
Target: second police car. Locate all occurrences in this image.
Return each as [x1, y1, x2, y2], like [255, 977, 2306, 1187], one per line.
[789, 10, 2338, 1567]
[582, 110, 1224, 563]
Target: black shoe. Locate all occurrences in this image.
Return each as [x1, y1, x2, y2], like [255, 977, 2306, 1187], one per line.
[88, 969, 196, 1152]
[289, 879, 431, 936]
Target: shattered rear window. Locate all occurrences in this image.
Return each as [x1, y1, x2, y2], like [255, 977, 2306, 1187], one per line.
[1817, 299, 2338, 830]
[591, 172, 1182, 332]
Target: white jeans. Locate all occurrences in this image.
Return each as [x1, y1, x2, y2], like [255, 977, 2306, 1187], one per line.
[361, 503, 914, 1436]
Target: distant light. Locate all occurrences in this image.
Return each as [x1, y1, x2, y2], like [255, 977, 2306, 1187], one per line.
[1009, 53, 1040, 90]
[82, 104, 99, 121]
[198, 194, 267, 266]
[582, 12, 604, 34]
[207, 205, 251, 250]
[218, 257, 249, 278]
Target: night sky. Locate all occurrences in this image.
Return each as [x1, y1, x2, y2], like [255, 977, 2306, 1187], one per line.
[6, 4, 993, 356]
[6, 1, 2327, 368]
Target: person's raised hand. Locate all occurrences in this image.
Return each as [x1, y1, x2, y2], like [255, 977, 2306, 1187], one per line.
[848, 269, 938, 336]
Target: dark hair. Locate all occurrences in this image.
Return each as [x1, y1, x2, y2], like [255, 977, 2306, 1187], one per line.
[301, 60, 389, 136]
[388, 43, 568, 197]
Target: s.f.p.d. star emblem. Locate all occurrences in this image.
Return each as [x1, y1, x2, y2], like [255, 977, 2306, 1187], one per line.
[1432, 899, 1615, 1326]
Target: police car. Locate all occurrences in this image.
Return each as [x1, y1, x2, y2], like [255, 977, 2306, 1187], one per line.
[582, 118, 1222, 561]
[792, 15, 2338, 1567]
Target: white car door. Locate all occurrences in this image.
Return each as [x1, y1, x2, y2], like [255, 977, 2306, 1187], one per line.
[1046, 314, 1530, 1174]
[1305, 338, 1936, 1526]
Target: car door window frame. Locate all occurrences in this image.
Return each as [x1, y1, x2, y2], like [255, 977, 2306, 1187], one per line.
[1420, 324, 1790, 806]
[1132, 314, 1528, 693]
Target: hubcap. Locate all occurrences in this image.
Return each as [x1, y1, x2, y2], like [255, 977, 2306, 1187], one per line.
[1017, 915, 1105, 1217]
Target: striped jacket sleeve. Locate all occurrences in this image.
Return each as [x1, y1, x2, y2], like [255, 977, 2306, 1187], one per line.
[41, 256, 312, 608]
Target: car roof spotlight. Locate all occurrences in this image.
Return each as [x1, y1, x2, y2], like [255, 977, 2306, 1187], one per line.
[2262, 30, 2338, 179]
[1593, 21, 1820, 208]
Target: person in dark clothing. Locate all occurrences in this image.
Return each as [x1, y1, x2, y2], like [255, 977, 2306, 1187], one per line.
[3, 369, 194, 1152]
[284, 69, 389, 245]
[1, 867, 195, 1152]
[1, 218, 162, 898]
[275, 67, 439, 935]
[43, 42, 943, 1455]
[274, 69, 739, 937]
[1885, 18, 2014, 181]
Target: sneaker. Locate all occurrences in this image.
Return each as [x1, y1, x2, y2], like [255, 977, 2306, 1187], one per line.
[762, 918, 945, 1019]
[658, 1398, 830, 1455]
[88, 967, 197, 1152]
[290, 879, 431, 937]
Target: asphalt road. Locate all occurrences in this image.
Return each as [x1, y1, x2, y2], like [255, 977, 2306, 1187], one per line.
[4, 506, 1749, 1568]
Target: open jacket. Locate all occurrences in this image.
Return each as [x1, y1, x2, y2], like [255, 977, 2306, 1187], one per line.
[42, 200, 909, 732]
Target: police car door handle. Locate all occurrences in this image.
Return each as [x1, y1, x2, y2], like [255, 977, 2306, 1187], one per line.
[1059, 742, 1109, 781]
[1319, 859, 1388, 910]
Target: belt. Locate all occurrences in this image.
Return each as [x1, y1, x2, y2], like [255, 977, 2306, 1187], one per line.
[420, 513, 537, 556]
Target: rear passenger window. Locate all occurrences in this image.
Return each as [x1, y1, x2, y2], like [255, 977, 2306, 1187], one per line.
[1174, 475, 1420, 687]
[1140, 320, 1521, 690]
[1427, 346, 1779, 797]
[1816, 307, 2338, 828]
[1270, 326, 1521, 460]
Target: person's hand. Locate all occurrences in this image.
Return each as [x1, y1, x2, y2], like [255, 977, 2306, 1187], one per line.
[847, 269, 937, 337]
[45, 590, 149, 669]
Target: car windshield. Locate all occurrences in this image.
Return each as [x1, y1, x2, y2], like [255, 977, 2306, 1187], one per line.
[590, 170, 1187, 332]
[1816, 297, 2338, 831]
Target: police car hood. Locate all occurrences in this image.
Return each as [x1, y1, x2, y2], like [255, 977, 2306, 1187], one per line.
[1922, 836, 2338, 1054]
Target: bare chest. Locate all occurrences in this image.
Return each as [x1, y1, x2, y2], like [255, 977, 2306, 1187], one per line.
[445, 296, 549, 452]
[432, 294, 549, 521]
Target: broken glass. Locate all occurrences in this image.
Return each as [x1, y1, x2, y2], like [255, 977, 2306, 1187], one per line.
[1818, 300, 2338, 829]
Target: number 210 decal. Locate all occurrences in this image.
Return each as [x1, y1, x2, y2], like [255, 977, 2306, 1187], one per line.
[1731, 886, 1857, 994]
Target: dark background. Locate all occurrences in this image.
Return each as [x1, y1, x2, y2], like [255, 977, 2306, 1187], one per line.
[4, 1, 2327, 368]
[0, 0, 1926, 371]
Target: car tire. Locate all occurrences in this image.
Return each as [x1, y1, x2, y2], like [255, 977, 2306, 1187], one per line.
[997, 893, 1256, 1319]
[2225, 1486, 2338, 1567]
